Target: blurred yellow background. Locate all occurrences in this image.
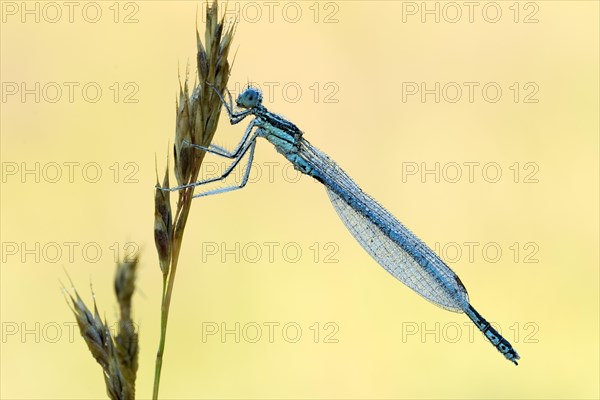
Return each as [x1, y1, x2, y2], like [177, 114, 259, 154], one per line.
[1, 1, 598, 399]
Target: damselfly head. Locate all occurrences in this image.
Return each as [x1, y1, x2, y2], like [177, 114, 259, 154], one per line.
[236, 87, 262, 109]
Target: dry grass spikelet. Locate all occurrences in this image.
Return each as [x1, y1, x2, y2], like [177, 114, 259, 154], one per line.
[154, 164, 172, 276]
[174, 74, 194, 187]
[65, 256, 139, 400]
[114, 258, 139, 397]
[66, 287, 113, 371]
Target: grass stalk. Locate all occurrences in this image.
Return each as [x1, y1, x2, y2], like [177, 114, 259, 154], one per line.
[152, 3, 236, 398]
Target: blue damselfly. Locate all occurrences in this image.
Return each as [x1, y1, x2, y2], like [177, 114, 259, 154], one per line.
[165, 86, 521, 365]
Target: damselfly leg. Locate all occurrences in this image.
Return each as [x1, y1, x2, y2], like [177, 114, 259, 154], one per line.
[160, 86, 261, 196]
[182, 118, 258, 159]
[192, 139, 257, 198]
[162, 131, 258, 195]
[207, 83, 254, 124]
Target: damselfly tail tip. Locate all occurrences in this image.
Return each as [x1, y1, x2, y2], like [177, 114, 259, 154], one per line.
[508, 351, 520, 366]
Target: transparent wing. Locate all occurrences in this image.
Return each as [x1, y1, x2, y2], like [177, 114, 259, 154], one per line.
[300, 139, 469, 312]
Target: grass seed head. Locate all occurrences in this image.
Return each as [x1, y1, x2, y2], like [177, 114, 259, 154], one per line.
[154, 166, 172, 275]
[114, 257, 140, 395]
[174, 78, 194, 186]
[65, 270, 137, 400]
[66, 287, 112, 370]
[114, 258, 139, 318]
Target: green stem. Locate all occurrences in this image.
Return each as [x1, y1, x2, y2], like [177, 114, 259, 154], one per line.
[153, 191, 194, 399]
[152, 272, 169, 399]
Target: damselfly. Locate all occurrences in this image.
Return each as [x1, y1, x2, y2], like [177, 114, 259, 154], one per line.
[165, 86, 521, 365]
